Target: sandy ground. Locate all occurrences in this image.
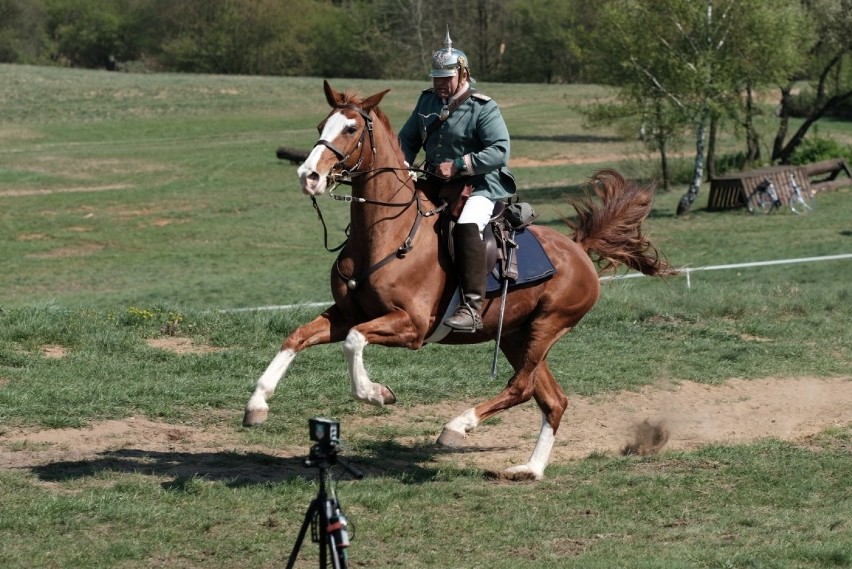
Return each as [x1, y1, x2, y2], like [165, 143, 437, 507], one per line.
[2, 373, 849, 483]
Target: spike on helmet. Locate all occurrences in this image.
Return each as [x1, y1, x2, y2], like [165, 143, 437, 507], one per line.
[430, 26, 472, 81]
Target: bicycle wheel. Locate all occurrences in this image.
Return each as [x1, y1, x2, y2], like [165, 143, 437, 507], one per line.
[746, 190, 774, 214]
[789, 191, 814, 215]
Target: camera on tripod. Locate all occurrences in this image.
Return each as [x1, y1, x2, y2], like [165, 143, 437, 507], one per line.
[287, 417, 359, 569]
[309, 417, 340, 451]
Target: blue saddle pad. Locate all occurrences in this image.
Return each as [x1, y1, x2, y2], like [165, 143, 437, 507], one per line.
[424, 228, 556, 344]
[486, 228, 556, 292]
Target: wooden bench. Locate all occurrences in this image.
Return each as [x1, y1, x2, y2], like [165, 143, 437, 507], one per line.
[708, 158, 850, 211]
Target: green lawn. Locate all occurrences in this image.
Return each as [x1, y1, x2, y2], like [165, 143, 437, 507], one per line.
[0, 64, 850, 568]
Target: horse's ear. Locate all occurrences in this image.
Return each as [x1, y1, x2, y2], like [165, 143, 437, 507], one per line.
[361, 89, 391, 113]
[323, 80, 344, 108]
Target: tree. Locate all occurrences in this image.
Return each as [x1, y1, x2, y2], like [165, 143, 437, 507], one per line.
[593, 0, 811, 215]
[307, 1, 388, 79]
[501, 0, 587, 83]
[711, 0, 810, 170]
[593, 0, 729, 210]
[44, 0, 127, 67]
[0, 0, 49, 64]
[772, 0, 852, 164]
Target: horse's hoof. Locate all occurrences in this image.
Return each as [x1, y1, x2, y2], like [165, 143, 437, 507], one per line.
[436, 428, 465, 448]
[501, 465, 543, 481]
[381, 385, 397, 405]
[242, 408, 268, 427]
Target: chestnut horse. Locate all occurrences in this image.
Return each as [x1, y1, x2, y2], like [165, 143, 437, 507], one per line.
[244, 81, 673, 480]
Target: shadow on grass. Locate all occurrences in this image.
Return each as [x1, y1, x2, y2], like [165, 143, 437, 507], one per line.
[27, 440, 492, 488]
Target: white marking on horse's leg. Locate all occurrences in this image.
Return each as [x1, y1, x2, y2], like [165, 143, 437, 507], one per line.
[437, 407, 479, 447]
[243, 349, 295, 425]
[504, 412, 555, 481]
[445, 408, 479, 434]
[343, 329, 389, 406]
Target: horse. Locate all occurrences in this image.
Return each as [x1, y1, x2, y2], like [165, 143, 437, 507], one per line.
[243, 80, 674, 480]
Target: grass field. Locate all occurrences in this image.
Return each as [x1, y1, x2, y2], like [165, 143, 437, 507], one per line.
[1, 64, 850, 568]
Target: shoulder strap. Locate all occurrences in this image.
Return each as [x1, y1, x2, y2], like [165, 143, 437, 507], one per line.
[422, 88, 476, 147]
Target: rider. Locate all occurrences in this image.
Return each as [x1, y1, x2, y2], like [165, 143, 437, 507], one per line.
[398, 28, 516, 332]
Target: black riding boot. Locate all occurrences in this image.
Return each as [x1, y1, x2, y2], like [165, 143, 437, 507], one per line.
[444, 223, 487, 332]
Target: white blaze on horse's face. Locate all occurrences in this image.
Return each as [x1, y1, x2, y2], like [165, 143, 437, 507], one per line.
[297, 110, 357, 196]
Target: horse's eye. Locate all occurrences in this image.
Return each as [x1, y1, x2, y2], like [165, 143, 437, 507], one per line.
[345, 125, 358, 135]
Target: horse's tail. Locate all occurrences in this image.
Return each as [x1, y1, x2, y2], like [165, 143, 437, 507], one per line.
[565, 169, 676, 277]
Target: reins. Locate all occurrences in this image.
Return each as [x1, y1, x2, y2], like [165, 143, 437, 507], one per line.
[307, 103, 446, 285]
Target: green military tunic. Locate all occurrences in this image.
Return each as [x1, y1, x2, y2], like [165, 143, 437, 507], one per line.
[398, 87, 516, 201]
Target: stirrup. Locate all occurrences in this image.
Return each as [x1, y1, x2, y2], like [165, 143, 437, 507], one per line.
[444, 305, 483, 332]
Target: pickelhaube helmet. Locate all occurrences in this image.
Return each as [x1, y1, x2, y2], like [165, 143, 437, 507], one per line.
[430, 27, 473, 81]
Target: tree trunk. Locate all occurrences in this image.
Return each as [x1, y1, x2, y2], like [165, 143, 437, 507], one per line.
[677, 106, 709, 216]
[772, 49, 852, 164]
[706, 113, 718, 180]
[775, 90, 852, 164]
[771, 84, 792, 163]
[658, 136, 670, 192]
[654, 98, 670, 191]
[743, 85, 761, 168]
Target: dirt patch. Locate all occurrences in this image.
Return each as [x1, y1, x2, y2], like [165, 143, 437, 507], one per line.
[145, 337, 223, 355]
[26, 243, 105, 259]
[41, 345, 69, 359]
[367, 376, 851, 472]
[1, 377, 848, 483]
[510, 154, 625, 168]
[15, 233, 50, 241]
[0, 184, 134, 197]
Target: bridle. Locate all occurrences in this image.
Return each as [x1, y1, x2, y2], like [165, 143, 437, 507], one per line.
[313, 103, 423, 206]
[307, 102, 446, 289]
[316, 103, 376, 184]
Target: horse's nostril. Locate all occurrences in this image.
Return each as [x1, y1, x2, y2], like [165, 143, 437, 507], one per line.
[308, 172, 320, 182]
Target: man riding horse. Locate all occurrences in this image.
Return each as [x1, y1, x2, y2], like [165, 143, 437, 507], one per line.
[398, 28, 516, 332]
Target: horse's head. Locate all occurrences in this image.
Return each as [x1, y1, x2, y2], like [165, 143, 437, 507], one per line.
[297, 80, 390, 196]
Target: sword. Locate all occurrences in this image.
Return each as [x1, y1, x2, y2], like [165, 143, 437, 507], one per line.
[491, 230, 517, 380]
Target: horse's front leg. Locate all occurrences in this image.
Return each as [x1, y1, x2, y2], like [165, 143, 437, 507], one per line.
[243, 306, 351, 426]
[344, 309, 421, 407]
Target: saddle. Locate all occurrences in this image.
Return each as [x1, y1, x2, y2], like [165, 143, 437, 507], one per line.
[418, 178, 554, 344]
[416, 177, 543, 286]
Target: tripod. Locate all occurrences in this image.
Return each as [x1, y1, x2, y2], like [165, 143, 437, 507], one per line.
[285, 442, 362, 569]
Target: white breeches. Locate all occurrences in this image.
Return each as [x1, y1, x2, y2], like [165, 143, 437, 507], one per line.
[457, 195, 495, 236]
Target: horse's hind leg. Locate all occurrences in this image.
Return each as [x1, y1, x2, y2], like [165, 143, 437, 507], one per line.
[503, 361, 568, 480]
[438, 330, 543, 446]
[437, 328, 569, 480]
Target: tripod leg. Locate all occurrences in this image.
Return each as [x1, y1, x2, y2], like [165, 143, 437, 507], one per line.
[286, 499, 318, 569]
[322, 497, 348, 569]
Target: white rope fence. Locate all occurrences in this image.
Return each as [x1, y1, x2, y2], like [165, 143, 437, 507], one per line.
[601, 252, 852, 289]
[226, 253, 852, 312]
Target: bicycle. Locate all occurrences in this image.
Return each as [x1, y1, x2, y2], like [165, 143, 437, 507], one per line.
[745, 174, 814, 215]
[746, 177, 781, 214]
[786, 172, 814, 215]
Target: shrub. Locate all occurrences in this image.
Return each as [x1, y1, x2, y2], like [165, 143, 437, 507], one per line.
[790, 133, 852, 165]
